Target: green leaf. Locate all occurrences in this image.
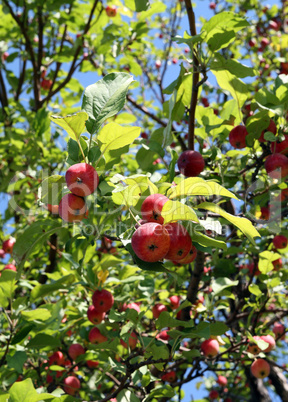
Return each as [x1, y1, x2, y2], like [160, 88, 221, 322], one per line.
[21, 309, 52, 322]
[162, 90, 176, 147]
[210, 53, 256, 78]
[0, 270, 17, 300]
[31, 274, 76, 300]
[98, 123, 141, 155]
[40, 175, 65, 205]
[210, 321, 229, 336]
[167, 177, 238, 200]
[7, 351, 27, 374]
[246, 111, 271, 146]
[162, 200, 199, 224]
[50, 111, 88, 141]
[12, 220, 67, 277]
[258, 251, 281, 274]
[11, 324, 35, 345]
[212, 277, 238, 295]
[196, 202, 260, 245]
[27, 334, 61, 349]
[156, 311, 194, 330]
[192, 231, 227, 251]
[82, 73, 134, 134]
[248, 284, 263, 297]
[134, 0, 150, 12]
[9, 378, 55, 402]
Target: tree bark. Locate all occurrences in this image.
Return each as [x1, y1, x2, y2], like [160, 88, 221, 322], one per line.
[244, 367, 272, 402]
[269, 365, 288, 402]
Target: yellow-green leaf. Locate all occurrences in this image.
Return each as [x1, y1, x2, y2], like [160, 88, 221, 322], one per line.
[21, 309, 51, 322]
[98, 123, 141, 153]
[162, 200, 199, 224]
[192, 231, 227, 251]
[258, 251, 281, 274]
[167, 177, 239, 200]
[195, 202, 260, 245]
[49, 111, 88, 141]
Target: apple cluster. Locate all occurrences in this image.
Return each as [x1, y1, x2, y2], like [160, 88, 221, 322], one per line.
[131, 193, 197, 264]
[58, 163, 99, 222]
[0, 237, 17, 275]
[87, 289, 113, 344]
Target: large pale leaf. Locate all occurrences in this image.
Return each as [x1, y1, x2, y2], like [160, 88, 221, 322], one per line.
[21, 309, 51, 322]
[81, 73, 134, 134]
[98, 123, 141, 154]
[258, 251, 282, 274]
[9, 378, 54, 402]
[162, 200, 199, 224]
[49, 111, 88, 141]
[167, 177, 238, 200]
[195, 202, 260, 245]
[210, 53, 256, 78]
[40, 175, 65, 205]
[31, 274, 76, 300]
[212, 277, 239, 295]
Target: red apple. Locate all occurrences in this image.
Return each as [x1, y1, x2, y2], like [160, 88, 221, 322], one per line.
[201, 339, 219, 358]
[172, 58, 178, 64]
[48, 351, 65, 366]
[229, 125, 248, 149]
[87, 305, 105, 325]
[201, 97, 209, 107]
[86, 360, 99, 368]
[272, 258, 282, 271]
[156, 330, 170, 341]
[273, 234, 287, 249]
[260, 335, 275, 352]
[260, 206, 270, 220]
[105, 5, 117, 17]
[161, 371, 176, 383]
[58, 193, 87, 222]
[269, 20, 279, 30]
[41, 79, 53, 91]
[120, 332, 137, 349]
[46, 204, 59, 214]
[155, 60, 162, 69]
[88, 327, 108, 344]
[279, 188, 288, 202]
[122, 302, 140, 313]
[0, 249, 6, 259]
[141, 193, 169, 224]
[251, 359, 270, 378]
[184, 48, 190, 53]
[68, 343, 85, 360]
[258, 119, 277, 142]
[164, 222, 192, 261]
[249, 39, 256, 47]
[270, 135, 288, 155]
[131, 222, 170, 262]
[247, 336, 261, 354]
[217, 375, 227, 386]
[169, 295, 181, 309]
[2, 51, 9, 61]
[260, 37, 270, 48]
[273, 322, 285, 340]
[2, 238, 15, 254]
[209, 390, 219, 400]
[264, 153, 288, 179]
[209, 2, 216, 9]
[3, 264, 16, 272]
[65, 163, 99, 197]
[141, 132, 148, 139]
[177, 150, 205, 177]
[63, 376, 81, 395]
[152, 303, 168, 319]
[92, 289, 114, 313]
[176, 243, 197, 264]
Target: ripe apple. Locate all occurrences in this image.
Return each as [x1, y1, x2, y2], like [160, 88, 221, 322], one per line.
[260, 335, 275, 352]
[120, 331, 137, 349]
[92, 289, 114, 313]
[269, 20, 279, 30]
[68, 343, 85, 360]
[249, 39, 256, 47]
[131, 222, 170, 262]
[87, 305, 105, 325]
[177, 150, 205, 177]
[155, 60, 162, 69]
[105, 5, 117, 17]
[201, 97, 209, 107]
[258, 119, 277, 142]
[86, 360, 99, 368]
[264, 153, 288, 179]
[209, 2, 216, 10]
[270, 135, 288, 155]
[172, 58, 178, 64]
[272, 258, 282, 271]
[201, 339, 219, 358]
[122, 302, 141, 313]
[217, 375, 227, 386]
[260, 37, 270, 48]
[209, 390, 219, 399]
[2, 51, 9, 61]
[273, 234, 287, 249]
[46, 204, 59, 214]
[260, 206, 270, 220]
[247, 336, 262, 354]
[184, 48, 190, 53]
[65, 163, 99, 197]
[156, 330, 170, 341]
[152, 303, 168, 319]
[141, 193, 169, 224]
[273, 322, 285, 340]
[164, 222, 192, 261]
[229, 125, 248, 148]
[141, 132, 148, 139]
[3, 264, 16, 272]
[176, 243, 197, 264]
[0, 249, 6, 259]
[41, 79, 53, 91]
[169, 295, 181, 309]
[2, 238, 15, 254]
[58, 193, 87, 222]
[161, 371, 176, 383]
[88, 327, 108, 344]
[279, 188, 288, 202]
[251, 358, 270, 378]
[63, 376, 81, 395]
[48, 351, 65, 366]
